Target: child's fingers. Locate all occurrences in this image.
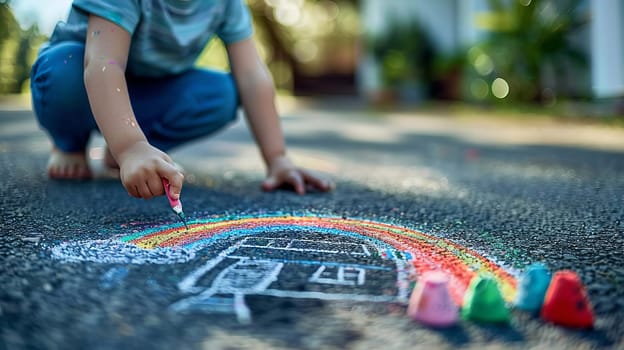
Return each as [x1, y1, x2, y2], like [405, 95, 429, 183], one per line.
[125, 183, 140, 198]
[263, 172, 304, 194]
[137, 182, 154, 199]
[301, 170, 333, 192]
[147, 175, 164, 197]
[160, 163, 184, 199]
[286, 171, 305, 195]
[262, 176, 279, 192]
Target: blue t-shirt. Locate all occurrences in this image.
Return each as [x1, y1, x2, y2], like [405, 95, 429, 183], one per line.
[48, 0, 253, 77]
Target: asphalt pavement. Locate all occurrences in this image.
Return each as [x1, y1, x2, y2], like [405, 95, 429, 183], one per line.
[1, 98, 623, 349]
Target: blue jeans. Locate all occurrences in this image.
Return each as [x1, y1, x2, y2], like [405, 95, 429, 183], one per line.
[30, 41, 239, 152]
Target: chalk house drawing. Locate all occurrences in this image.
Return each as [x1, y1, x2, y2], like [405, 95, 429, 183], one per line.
[50, 215, 517, 323]
[169, 235, 410, 323]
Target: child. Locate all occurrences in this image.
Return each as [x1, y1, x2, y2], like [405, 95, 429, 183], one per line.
[30, 0, 333, 202]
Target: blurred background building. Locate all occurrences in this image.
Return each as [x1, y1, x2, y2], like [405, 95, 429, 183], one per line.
[360, 0, 623, 107]
[1, 0, 623, 112]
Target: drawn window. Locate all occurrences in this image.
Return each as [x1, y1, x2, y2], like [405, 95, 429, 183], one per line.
[309, 265, 366, 286]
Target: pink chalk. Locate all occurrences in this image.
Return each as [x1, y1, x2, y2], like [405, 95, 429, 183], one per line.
[162, 178, 181, 210]
[407, 271, 458, 327]
[162, 178, 188, 229]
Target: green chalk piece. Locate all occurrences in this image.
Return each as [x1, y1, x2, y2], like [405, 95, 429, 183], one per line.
[462, 275, 510, 323]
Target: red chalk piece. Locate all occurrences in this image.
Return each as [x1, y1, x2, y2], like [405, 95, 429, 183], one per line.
[541, 270, 594, 329]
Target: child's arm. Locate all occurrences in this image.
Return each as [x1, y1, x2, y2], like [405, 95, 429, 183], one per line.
[84, 15, 183, 199]
[226, 38, 333, 194]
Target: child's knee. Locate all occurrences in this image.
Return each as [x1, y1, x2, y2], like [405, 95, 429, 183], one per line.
[31, 42, 90, 125]
[145, 71, 240, 150]
[31, 42, 95, 151]
[191, 71, 239, 126]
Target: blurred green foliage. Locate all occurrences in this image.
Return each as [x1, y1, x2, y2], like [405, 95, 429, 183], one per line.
[1, 0, 359, 95]
[249, 0, 360, 92]
[369, 21, 435, 91]
[0, 1, 46, 94]
[466, 0, 589, 103]
[363, 0, 590, 105]
[0, 0, 592, 104]
[198, 0, 360, 92]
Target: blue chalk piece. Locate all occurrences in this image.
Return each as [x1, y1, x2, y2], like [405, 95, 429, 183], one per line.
[514, 263, 552, 312]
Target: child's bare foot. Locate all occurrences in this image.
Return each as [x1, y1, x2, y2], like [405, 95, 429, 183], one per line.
[86, 145, 120, 179]
[47, 148, 92, 179]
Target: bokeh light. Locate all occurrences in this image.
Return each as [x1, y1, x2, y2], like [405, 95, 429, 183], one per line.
[471, 79, 489, 100]
[293, 39, 318, 63]
[273, 2, 301, 27]
[474, 53, 494, 77]
[492, 78, 510, 99]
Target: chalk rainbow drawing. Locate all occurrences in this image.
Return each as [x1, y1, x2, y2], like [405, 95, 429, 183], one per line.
[51, 215, 517, 323]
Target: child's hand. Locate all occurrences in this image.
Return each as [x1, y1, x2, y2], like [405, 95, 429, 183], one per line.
[116, 141, 184, 200]
[262, 155, 334, 195]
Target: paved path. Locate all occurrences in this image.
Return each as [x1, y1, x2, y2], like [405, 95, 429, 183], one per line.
[1, 99, 623, 349]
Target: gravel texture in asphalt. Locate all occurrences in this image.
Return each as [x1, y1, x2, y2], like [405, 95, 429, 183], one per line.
[1, 104, 623, 349]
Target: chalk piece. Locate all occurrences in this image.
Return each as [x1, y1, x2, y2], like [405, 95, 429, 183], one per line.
[462, 274, 510, 323]
[514, 263, 551, 313]
[541, 270, 594, 329]
[407, 271, 458, 327]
